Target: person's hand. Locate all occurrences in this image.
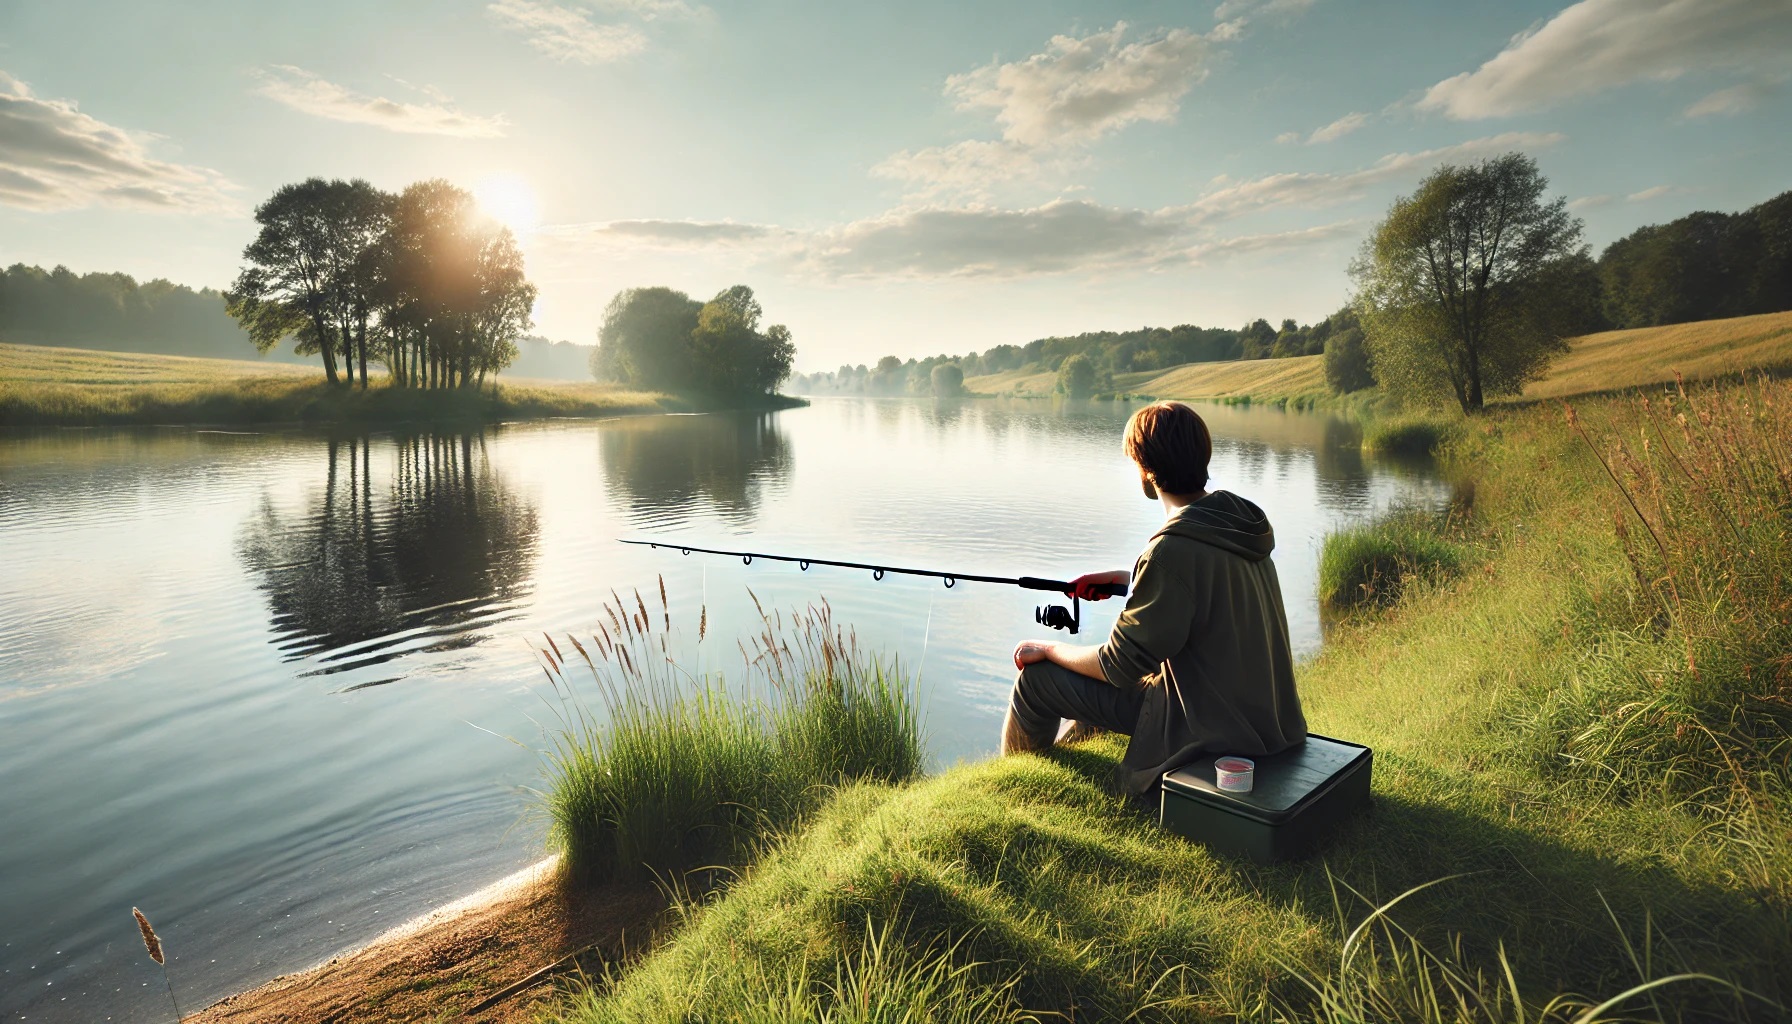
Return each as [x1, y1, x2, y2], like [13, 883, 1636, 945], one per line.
[1066, 570, 1128, 601]
[1013, 640, 1054, 671]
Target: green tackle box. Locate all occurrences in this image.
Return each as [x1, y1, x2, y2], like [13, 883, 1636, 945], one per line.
[1158, 735, 1372, 864]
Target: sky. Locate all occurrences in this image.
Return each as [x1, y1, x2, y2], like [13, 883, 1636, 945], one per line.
[2, 0, 1788, 371]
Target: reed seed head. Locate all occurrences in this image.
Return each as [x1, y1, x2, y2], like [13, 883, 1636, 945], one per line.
[132, 907, 165, 965]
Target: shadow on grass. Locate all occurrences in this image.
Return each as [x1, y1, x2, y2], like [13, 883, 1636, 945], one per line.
[1044, 741, 1786, 1019]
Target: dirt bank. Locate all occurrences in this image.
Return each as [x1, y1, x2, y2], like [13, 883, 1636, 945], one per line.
[191, 858, 665, 1023]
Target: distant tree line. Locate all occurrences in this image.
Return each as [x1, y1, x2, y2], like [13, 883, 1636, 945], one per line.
[1598, 191, 1792, 329]
[590, 284, 795, 398]
[789, 309, 1361, 398]
[228, 177, 536, 389]
[0, 264, 297, 361]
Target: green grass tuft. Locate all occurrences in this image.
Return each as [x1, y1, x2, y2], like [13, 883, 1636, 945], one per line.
[539, 591, 922, 886]
[1318, 514, 1465, 609]
[1359, 413, 1461, 457]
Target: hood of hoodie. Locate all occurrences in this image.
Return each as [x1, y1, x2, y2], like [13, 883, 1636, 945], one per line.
[1152, 490, 1275, 562]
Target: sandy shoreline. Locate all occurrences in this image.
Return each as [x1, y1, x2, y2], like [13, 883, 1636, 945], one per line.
[191, 857, 665, 1023]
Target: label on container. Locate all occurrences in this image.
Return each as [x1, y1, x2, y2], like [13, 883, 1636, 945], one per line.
[1214, 756, 1255, 793]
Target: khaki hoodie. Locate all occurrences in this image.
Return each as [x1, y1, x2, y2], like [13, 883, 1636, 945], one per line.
[1096, 490, 1307, 795]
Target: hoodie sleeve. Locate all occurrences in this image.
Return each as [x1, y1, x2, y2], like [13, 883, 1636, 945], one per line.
[1097, 548, 1194, 689]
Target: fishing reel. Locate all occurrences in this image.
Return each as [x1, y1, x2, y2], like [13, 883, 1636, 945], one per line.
[1036, 596, 1083, 634]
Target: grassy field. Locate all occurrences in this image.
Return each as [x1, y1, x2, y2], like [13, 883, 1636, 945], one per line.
[0, 342, 701, 425]
[1514, 309, 1792, 401]
[963, 310, 1792, 409]
[538, 374, 1791, 1023]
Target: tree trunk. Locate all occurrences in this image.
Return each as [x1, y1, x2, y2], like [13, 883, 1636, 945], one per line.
[357, 315, 369, 390]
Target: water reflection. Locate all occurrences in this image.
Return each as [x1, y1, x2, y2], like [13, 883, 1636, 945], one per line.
[600, 411, 792, 528]
[236, 432, 540, 677]
[1314, 416, 1372, 509]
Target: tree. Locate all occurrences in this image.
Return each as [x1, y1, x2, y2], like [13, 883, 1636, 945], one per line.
[870, 355, 905, 394]
[930, 363, 965, 397]
[594, 287, 702, 389]
[229, 178, 389, 385]
[1057, 352, 1097, 398]
[377, 180, 530, 388]
[687, 285, 795, 397]
[1239, 319, 1276, 360]
[1351, 153, 1585, 413]
[1323, 326, 1375, 394]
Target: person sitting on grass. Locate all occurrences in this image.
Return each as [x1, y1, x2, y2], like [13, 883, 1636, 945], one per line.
[1004, 400, 1307, 796]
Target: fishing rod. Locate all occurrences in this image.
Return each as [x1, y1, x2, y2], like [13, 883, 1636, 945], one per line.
[619, 539, 1127, 634]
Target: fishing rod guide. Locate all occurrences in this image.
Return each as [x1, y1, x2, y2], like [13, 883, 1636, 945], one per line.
[620, 539, 1126, 634]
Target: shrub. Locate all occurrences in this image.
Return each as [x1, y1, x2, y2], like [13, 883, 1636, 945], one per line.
[1360, 414, 1459, 457]
[1324, 325, 1376, 394]
[1319, 516, 1464, 609]
[929, 363, 965, 397]
[1055, 353, 1097, 398]
[541, 588, 922, 885]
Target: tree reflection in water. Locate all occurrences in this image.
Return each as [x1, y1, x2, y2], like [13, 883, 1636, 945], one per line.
[599, 411, 791, 528]
[237, 432, 540, 679]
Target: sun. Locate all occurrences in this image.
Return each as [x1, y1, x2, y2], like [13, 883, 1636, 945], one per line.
[472, 174, 540, 235]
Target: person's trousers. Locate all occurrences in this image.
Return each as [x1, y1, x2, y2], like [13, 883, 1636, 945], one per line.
[1007, 660, 1144, 748]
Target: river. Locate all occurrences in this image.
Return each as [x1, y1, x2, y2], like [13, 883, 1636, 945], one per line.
[0, 396, 1445, 1022]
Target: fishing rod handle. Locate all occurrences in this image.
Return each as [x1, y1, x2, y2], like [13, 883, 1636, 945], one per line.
[1017, 577, 1128, 597]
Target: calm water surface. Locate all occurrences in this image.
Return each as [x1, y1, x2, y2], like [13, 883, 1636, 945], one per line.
[0, 397, 1444, 1021]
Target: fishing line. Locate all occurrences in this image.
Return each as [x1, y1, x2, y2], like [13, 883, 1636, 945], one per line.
[621, 538, 1126, 634]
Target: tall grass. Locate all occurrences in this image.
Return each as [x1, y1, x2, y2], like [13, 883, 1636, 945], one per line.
[539, 585, 921, 885]
[1523, 376, 1792, 829]
[1318, 511, 1466, 609]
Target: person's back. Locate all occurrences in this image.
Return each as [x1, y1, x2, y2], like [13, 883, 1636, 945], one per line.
[1004, 401, 1306, 795]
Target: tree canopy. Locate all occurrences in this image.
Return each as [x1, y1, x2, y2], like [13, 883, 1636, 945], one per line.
[226, 177, 535, 389]
[1598, 190, 1792, 329]
[592, 284, 795, 397]
[1351, 153, 1588, 413]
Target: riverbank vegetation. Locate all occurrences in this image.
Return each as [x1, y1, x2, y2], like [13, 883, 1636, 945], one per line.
[0, 343, 686, 426]
[539, 591, 923, 886]
[526, 373, 1790, 1023]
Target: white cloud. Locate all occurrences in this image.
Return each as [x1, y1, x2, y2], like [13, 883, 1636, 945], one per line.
[948, 23, 1209, 148]
[1195, 131, 1566, 217]
[487, 0, 650, 63]
[1684, 81, 1774, 117]
[1213, 0, 1317, 25]
[1189, 220, 1360, 264]
[546, 218, 783, 249]
[1567, 195, 1614, 211]
[539, 196, 1367, 281]
[1306, 111, 1368, 144]
[870, 140, 1074, 200]
[1275, 130, 1302, 144]
[875, 23, 1208, 195]
[1420, 0, 1792, 119]
[803, 200, 1196, 279]
[1626, 185, 1688, 203]
[0, 71, 236, 213]
[253, 66, 507, 138]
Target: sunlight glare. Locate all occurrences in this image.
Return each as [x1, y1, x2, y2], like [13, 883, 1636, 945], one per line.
[473, 174, 540, 235]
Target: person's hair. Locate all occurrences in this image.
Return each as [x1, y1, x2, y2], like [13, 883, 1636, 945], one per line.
[1123, 401, 1212, 495]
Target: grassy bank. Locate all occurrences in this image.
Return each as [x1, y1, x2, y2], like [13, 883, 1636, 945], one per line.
[537, 375, 1790, 1023]
[539, 591, 924, 887]
[961, 310, 1792, 411]
[0, 343, 807, 426]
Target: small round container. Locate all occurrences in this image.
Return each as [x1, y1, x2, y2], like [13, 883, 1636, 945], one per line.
[1214, 756, 1255, 793]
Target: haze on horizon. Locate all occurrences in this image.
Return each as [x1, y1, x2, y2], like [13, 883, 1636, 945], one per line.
[2, 0, 1788, 372]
